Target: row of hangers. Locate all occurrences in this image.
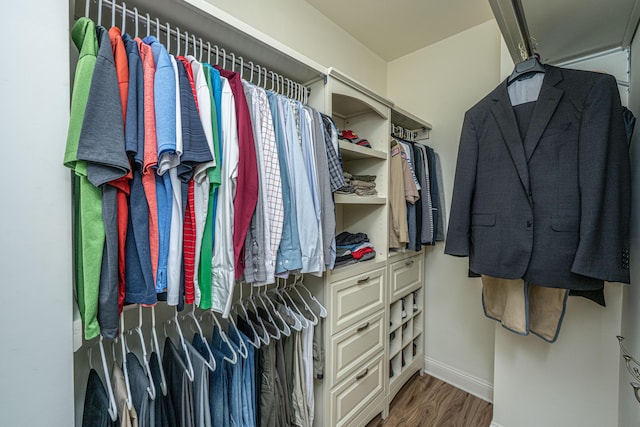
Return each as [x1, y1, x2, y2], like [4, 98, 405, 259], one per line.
[84, 0, 310, 103]
[391, 123, 419, 142]
[86, 275, 326, 421]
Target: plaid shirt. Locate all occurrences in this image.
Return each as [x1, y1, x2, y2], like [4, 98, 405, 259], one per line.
[320, 114, 346, 192]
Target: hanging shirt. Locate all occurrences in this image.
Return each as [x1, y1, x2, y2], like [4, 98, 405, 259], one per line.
[241, 83, 268, 285]
[123, 33, 156, 307]
[211, 76, 239, 316]
[176, 57, 213, 305]
[135, 38, 160, 290]
[166, 55, 183, 306]
[299, 104, 324, 274]
[144, 35, 175, 295]
[197, 64, 222, 310]
[310, 108, 336, 270]
[65, 17, 102, 340]
[215, 66, 259, 281]
[187, 56, 216, 306]
[267, 91, 302, 277]
[77, 24, 130, 338]
[284, 99, 321, 275]
[108, 26, 132, 315]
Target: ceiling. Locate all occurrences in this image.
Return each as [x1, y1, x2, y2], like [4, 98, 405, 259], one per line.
[305, 0, 640, 65]
[304, 0, 495, 61]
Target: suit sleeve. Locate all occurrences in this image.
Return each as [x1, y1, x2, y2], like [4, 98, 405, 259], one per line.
[571, 74, 631, 283]
[444, 111, 479, 257]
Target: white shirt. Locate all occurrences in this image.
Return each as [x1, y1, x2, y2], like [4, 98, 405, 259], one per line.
[211, 77, 239, 316]
[166, 55, 184, 306]
[188, 57, 216, 306]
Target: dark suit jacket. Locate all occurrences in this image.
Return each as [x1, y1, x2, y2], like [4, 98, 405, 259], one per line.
[445, 65, 631, 291]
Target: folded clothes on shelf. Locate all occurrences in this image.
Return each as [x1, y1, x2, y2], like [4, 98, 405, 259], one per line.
[339, 171, 378, 196]
[339, 129, 372, 148]
[334, 231, 376, 267]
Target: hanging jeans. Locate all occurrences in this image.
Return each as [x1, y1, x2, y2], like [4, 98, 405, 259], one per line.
[82, 369, 116, 427]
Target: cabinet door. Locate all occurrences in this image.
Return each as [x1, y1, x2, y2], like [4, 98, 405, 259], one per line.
[389, 254, 423, 300]
[330, 354, 385, 427]
[330, 268, 385, 335]
[329, 310, 385, 386]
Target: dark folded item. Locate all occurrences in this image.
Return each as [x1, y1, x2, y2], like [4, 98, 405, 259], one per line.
[335, 253, 354, 263]
[351, 174, 376, 182]
[336, 231, 370, 246]
[336, 247, 352, 258]
[336, 184, 356, 194]
[334, 258, 357, 268]
[359, 250, 376, 262]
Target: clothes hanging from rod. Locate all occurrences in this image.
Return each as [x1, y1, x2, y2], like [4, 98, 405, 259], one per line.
[66, 0, 340, 342]
[388, 134, 445, 252]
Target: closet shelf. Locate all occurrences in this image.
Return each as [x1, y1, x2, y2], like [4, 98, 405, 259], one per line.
[334, 194, 386, 205]
[339, 140, 387, 161]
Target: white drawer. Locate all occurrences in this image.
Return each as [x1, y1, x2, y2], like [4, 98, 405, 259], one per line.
[329, 310, 384, 386]
[330, 354, 385, 427]
[389, 254, 423, 300]
[330, 268, 385, 334]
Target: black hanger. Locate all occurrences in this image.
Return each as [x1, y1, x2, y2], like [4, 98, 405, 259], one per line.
[507, 56, 546, 85]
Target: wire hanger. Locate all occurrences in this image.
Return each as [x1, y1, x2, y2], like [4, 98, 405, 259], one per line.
[87, 335, 119, 421]
[164, 307, 195, 381]
[230, 52, 236, 72]
[124, 305, 156, 400]
[145, 13, 150, 37]
[248, 284, 275, 343]
[180, 304, 217, 372]
[269, 279, 303, 331]
[232, 284, 261, 348]
[149, 306, 168, 395]
[226, 314, 249, 359]
[117, 315, 134, 410]
[200, 310, 239, 364]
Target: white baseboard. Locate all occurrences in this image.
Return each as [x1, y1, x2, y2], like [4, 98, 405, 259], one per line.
[424, 356, 494, 403]
[490, 423, 504, 427]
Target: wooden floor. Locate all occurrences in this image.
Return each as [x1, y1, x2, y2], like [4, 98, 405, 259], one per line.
[366, 373, 493, 427]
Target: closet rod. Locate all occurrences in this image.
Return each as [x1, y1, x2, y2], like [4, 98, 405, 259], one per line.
[89, 0, 311, 102]
[511, 0, 534, 59]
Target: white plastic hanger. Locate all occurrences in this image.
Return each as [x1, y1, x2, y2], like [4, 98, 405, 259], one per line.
[165, 22, 170, 53]
[133, 7, 138, 38]
[207, 42, 211, 64]
[164, 307, 195, 381]
[226, 314, 249, 359]
[125, 306, 156, 400]
[121, 2, 126, 33]
[97, 0, 103, 26]
[199, 38, 204, 62]
[256, 65, 262, 87]
[184, 31, 189, 57]
[248, 285, 274, 343]
[231, 286, 261, 349]
[200, 310, 239, 364]
[117, 315, 134, 410]
[175, 27, 180, 56]
[230, 52, 236, 72]
[269, 279, 303, 331]
[293, 275, 327, 318]
[258, 287, 290, 337]
[180, 304, 216, 372]
[87, 335, 119, 421]
[145, 13, 150, 37]
[279, 278, 309, 330]
[149, 306, 168, 396]
[238, 57, 244, 79]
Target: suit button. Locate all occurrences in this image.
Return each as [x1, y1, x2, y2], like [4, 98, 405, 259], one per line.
[526, 220, 532, 228]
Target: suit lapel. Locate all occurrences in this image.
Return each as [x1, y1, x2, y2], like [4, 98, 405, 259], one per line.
[523, 67, 564, 161]
[491, 85, 530, 195]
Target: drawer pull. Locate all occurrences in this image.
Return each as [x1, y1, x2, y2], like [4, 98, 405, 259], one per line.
[355, 368, 369, 381]
[357, 276, 370, 284]
[356, 322, 370, 332]
[405, 260, 414, 266]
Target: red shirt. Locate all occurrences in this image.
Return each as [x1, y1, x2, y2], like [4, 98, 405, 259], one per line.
[215, 66, 258, 280]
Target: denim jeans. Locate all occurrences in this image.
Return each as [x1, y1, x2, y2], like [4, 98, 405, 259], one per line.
[230, 327, 256, 427]
[193, 334, 230, 427]
[82, 369, 116, 427]
[212, 327, 242, 426]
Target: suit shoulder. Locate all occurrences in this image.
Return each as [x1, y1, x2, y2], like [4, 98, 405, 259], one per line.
[556, 66, 617, 95]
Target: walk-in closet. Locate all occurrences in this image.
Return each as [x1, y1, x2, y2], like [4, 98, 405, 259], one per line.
[2, 0, 640, 426]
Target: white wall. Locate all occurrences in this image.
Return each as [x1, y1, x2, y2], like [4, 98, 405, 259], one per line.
[0, 0, 73, 425]
[203, 0, 388, 95]
[387, 20, 503, 401]
[620, 27, 640, 427]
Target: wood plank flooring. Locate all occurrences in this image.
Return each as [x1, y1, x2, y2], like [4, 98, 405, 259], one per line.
[366, 373, 493, 427]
